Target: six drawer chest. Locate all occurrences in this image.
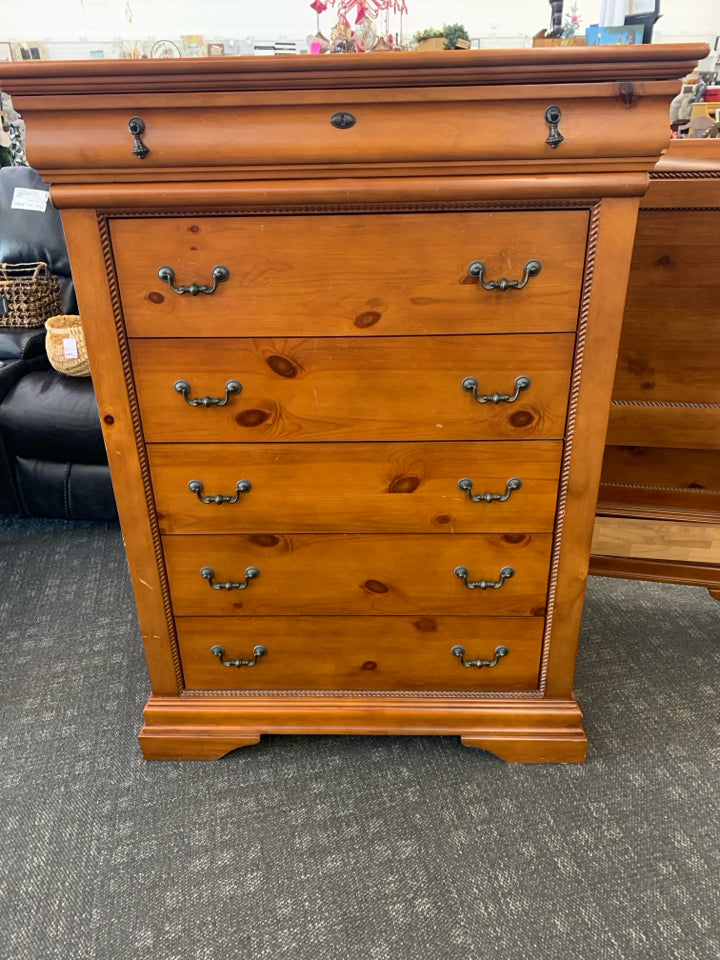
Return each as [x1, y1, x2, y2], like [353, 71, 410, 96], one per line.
[1, 44, 707, 761]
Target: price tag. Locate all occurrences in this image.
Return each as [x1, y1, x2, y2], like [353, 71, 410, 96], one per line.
[11, 187, 50, 212]
[63, 337, 79, 359]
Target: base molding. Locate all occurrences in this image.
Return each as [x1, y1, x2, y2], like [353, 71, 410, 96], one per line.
[589, 552, 720, 592]
[139, 693, 587, 763]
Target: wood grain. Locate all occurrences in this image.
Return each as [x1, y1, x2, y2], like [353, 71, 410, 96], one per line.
[11, 93, 674, 179]
[1, 45, 708, 94]
[112, 211, 587, 338]
[541, 197, 641, 698]
[591, 516, 720, 563]
[598, 445, 720, 519]
[162, 532, 553, 617]
[177, 615, 544, 692]
[7, 47, 704, 761]
[606, 403, 720, 450]
[600, 445, 720, 491]
[149, 440, 563, 535]
[130, 334, 575, 443]
[59, 210, 182, 696]
[589, 553, 720, 593]
[613, 210, 720, 405]
[592, 147, 720, 592]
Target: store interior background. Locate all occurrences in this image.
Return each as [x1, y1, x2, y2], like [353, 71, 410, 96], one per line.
[3, 0, 717, 67]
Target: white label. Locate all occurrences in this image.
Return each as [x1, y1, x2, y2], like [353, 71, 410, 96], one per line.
[62, 337, 79, 359]
[11, 187, 50, 212]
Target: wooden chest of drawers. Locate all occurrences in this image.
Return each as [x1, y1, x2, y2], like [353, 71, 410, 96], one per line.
[2, 45, 706, 761]
[591, 140, 720, 599]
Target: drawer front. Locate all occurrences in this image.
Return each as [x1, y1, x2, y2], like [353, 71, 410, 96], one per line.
[132, 334, 575, 443]
[617, 208, 720, 405]
[162, 533, 552, 617]
[46, 93, 671, 175]
[112, 211, 587, 338]
[177, 616, 544, 692]
[606, 404, 720, 451]
[598, 445, 720, 517]
[150, 441, 563, 535]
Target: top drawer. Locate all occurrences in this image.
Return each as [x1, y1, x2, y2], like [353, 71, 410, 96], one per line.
[23, 80, 677, 176]
[111, 210, 588, 338]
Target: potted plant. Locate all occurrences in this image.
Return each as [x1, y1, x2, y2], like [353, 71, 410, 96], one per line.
[413, 27, 446, 51]
[442, 23, 471, 50]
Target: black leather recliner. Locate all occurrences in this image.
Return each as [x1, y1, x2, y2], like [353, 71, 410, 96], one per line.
[0, 165, 117, 520]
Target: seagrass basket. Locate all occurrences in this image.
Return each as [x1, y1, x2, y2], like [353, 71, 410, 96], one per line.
[45, 314, 91, 377]
[0, 262, 63, 327]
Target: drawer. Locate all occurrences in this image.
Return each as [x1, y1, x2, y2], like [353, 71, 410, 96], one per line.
[606, 403, 720, 451]
[112, 211, 587, 338]
[162, 533, 552, 617]
[150, 441, 563, 535]
[613, 320, 720, 405]
[598, 445, 720, 517]
[131, 334, 575, 443]
[619, 208, 720, 405]
[177, 615, 544, 692]
[591, 516, 720, 564]
[46, 90, 663, 176]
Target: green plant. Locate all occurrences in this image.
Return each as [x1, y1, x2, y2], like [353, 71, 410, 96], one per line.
[412, 26, 445, 42]
[442, 23, 470, 49]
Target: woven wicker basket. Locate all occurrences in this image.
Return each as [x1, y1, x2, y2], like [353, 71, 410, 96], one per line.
[45, 315, 91, 377]
[0, 262, 63, 328]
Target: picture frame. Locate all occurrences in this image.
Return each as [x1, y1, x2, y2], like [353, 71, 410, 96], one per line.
[11, 42, 47, 61]
[207, 43, 225, 57]
[0, 42, 13, 62]
[181, 35, 204, 58]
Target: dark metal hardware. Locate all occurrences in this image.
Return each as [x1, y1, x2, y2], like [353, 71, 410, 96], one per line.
[201, 566, 260, 591]
[458, 477, 523, 503]
[467, 259, 542, 291]
[128, 116, 150, 159]
[451, 644, 510, 668]
[211, 644, 267, 668]
[454, 565, 515, 590]
[461, 375, 531, 405]
[330, 111, 357, 129]
[158, 264, 230, 296]
[188, 479, 252, 504]
[545, 105, 564, 149]
[174, 379, 242, 408]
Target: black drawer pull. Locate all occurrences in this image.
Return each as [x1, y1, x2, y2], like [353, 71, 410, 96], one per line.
[201, 566, 260, 591]
[174, 379, 242, 408]
[158, 264, 230, 296]
[458, 477, 522, 503]
[451, 645, 509, 668]
[454, 565, 515, 590]
[189, 479, 252, 505]
[545, 105, 564, 149]
[129, 116, 149, 159]
[211, 644, 267, 668]
[467, 259, 541, 291]
[461, 375, 531, 405]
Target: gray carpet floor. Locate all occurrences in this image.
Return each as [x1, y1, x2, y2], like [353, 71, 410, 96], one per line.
[1, 516, 718, 960]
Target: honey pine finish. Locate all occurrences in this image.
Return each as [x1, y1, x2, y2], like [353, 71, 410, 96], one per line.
[591, 139, 720, 600]
[2, 45, 707, 762]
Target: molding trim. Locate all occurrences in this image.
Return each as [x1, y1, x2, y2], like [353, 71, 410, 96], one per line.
[612, 398, 720, 410]
[538, 200, 601, 693]
[101, 198, 597, 218]
[98, 214, 185, 695]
